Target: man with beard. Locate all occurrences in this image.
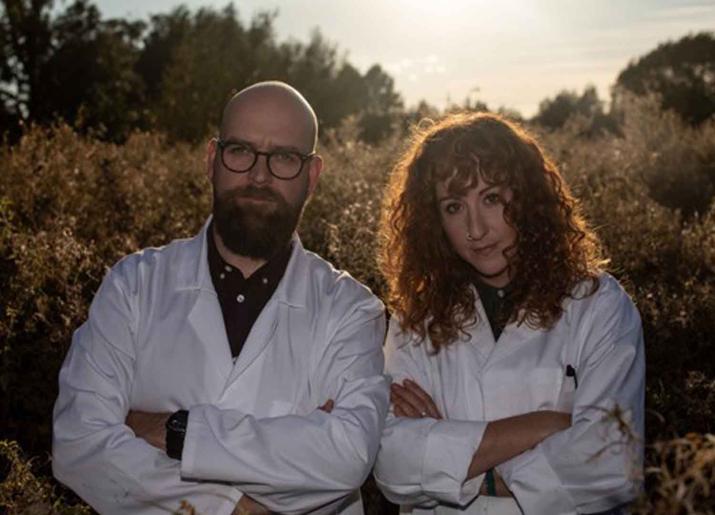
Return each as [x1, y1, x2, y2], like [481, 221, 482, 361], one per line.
[52, 82, 389, 515]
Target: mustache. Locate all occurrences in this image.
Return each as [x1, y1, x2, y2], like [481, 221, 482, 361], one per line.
[228, 185, 282, 203]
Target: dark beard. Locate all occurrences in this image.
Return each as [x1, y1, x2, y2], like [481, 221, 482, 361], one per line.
[213, 184, 305, 259]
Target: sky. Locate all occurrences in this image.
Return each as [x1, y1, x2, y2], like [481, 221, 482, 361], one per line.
[93, 0, 715, 117]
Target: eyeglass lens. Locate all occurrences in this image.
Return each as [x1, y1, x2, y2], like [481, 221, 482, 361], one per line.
[221, 142, 305, 179]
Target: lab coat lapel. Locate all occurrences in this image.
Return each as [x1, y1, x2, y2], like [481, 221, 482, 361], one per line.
[470, 291, 496, 359]
[227, 300, 280, 383]
[181, 219, 233, 384]
[487, 316, 541, 365]
[186, 289, 233, 384]
[471, 286, 540, 366]
[224, 234, 307, 386]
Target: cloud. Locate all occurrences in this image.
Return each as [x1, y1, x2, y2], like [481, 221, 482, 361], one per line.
[385, 54, 447, 78]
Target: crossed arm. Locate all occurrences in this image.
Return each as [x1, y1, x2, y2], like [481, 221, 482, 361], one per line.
[52, 265, 389, 515]
[376, 281, 645, 512]
[126, 401, 336, 514]
[390, 380, 570, 498]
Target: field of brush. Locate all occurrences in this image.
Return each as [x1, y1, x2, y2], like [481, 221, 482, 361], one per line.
[1, 96, 714, 513]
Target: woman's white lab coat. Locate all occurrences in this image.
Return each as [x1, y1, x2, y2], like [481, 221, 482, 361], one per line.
[52, 220, 389, 515]
[374, 274, 645, 515]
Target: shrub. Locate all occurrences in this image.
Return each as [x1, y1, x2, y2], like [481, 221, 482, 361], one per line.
[1, 94, 714, 511]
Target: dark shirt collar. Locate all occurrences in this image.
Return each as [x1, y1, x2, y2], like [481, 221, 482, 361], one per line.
[206, 222, 293, 358]
[472, 277, 512, 302]
[472, 276, 514, 341]
[207, 222, 292, 287]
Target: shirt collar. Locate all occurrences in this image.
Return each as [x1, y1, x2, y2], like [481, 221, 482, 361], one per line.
[176, 217, 309, 309]
[472, 276, 512, 301]
[206, 221, 292, 287]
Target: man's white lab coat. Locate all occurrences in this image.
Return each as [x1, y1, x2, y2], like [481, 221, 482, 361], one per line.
[374, 274, 645, 515]
[52, 220, 389, 515]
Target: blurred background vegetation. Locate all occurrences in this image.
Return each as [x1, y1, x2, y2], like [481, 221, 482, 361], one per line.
[1, 0, 715, 512]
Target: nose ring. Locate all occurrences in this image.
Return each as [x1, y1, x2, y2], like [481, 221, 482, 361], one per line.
[466, 232, 476, 241]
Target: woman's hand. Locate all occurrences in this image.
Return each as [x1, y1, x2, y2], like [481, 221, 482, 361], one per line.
[232, 495, 271, 514]
[390, 379, 442, 419]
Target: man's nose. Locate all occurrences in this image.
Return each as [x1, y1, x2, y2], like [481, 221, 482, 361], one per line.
[248, 154, 272, 184]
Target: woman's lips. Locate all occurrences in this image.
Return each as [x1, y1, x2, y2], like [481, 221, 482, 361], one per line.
[470, 243, 497, 254]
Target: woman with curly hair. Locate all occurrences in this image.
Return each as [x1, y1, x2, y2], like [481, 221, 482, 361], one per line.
[374, 112, 644, 514]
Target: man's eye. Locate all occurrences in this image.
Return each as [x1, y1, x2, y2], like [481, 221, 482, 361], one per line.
[273, 151, 301, 164]
[227, 144, 253, 156]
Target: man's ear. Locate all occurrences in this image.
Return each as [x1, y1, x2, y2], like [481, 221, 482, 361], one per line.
[306, 155, 323, 197]
[206, 138, 218, 181]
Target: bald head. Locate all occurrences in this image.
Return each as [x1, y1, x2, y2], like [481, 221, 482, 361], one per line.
[220, 81, 318, 152]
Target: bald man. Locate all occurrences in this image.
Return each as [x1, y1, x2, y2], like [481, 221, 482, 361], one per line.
[52, 82, 389, 515]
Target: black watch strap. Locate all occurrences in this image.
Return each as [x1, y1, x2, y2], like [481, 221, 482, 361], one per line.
[165, 410, 189, 460]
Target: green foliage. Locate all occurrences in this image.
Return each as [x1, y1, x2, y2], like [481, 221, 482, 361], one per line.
[1, 95, 715, 512]
[533, 85, 617, 135]
[0, 0, 146, 139]
[615, 31, 715, 126]
[0, 2, 405, 143]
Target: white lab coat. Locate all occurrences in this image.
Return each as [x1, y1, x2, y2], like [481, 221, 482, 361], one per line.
[374, 274, 645, 515]
[52, 220, 389, 515]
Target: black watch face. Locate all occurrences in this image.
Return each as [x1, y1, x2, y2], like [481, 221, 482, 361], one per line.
[167, 411, 188, 433]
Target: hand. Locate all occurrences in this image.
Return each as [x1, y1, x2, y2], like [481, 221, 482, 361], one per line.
[125, 410, 171, 451]
[318, 399, 334, 413]
[390, 379, 442, 419]
[232, 495, 271, 515]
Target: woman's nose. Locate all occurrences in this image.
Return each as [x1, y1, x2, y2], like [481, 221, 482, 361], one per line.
[467, 208, 487, 240]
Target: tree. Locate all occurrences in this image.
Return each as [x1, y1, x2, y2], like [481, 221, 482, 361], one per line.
[614, 32, 715, 125]
[534, 85, 603, 129]
[135, 6, 192, 106]
[2, 1, 405, 143]
[0, 0, 54, 127]
[358, 64, 403, 143]
[151, 5, 260, 141]
[1, 0, 145, 139]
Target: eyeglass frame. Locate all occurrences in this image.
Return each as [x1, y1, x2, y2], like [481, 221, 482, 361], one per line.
[215, 138, 316, 180]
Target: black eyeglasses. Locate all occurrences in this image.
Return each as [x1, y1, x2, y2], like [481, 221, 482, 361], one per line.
[216, 139, 315, 180]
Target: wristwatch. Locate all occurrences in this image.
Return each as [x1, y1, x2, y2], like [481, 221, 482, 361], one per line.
[165, 410, 189, 460]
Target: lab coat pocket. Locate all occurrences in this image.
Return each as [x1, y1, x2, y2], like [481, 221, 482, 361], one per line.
[487, 367, 565, 416]
[527, 367, 567, 411]
[555, 367, 576, 413]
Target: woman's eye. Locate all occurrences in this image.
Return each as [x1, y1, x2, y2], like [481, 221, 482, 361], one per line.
[484, 192, 502, 205]
[443, 202, 462, 214]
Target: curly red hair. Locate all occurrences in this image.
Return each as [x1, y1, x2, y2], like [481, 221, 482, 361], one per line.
[378, 112, 606, 351]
